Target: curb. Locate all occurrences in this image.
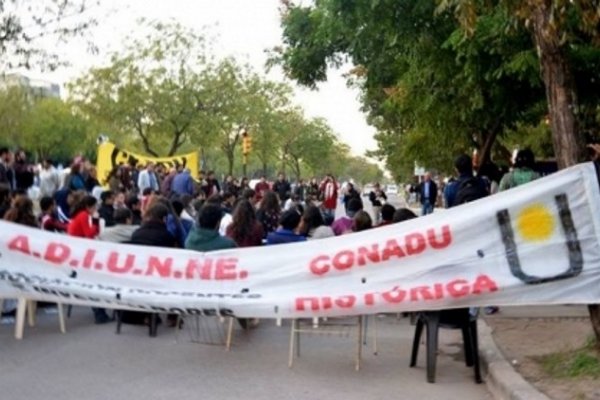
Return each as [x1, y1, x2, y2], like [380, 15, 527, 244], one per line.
[478, 319, 551, 400]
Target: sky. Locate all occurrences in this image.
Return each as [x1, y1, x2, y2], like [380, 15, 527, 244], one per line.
[29, 0, 379, 158]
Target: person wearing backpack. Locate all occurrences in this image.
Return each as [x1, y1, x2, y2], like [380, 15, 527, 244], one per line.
[499, 149, 540, 191]
[444, 154, 489, 208]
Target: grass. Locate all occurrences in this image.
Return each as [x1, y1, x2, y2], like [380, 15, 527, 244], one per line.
[538, 336, 600, 379]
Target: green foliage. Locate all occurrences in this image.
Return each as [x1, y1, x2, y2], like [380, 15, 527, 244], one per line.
[275, 0, 546, 180]
[0, 87, 93, 161]
[22, 98, 93, 161]
[539, 336, 600, 379]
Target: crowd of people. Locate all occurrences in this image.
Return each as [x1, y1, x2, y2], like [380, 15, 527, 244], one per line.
[0, 147, 423, 326]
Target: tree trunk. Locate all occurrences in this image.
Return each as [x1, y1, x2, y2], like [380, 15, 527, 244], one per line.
[226, 152, 234, 176]
[531, 1, 595, 341]
[531, 2, 585, 169]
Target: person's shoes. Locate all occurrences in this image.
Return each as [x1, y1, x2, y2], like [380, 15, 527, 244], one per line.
[94, 313, 113, 324]
[484, 306, 500, 315]
[237, 318, 248, 330]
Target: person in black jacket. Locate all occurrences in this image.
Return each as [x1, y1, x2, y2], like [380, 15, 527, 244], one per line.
[417, 172, 438, 215]
[130, 204, 177, 248]
[272, 172, 291, 203]
[98, 191, 116, 227]
[125, 204, 177, 328]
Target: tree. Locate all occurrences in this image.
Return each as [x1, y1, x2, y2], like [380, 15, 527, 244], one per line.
[69, 20, 212, 157]
[0, 85, 28, 146]
[22, 98, 92, 161]
[439, 0, 600, 168]
[0, 0, 98, 70]
[439, 0, 600, 347]
[272, 0, 545, 179]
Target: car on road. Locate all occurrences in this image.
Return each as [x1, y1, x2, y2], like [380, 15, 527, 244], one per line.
[386, 184, 398, 195]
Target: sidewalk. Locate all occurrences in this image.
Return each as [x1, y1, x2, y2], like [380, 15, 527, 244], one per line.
[480, 305, 594, 400]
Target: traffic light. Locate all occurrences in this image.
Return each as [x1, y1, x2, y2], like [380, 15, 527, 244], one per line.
[242, 131, 252, 155]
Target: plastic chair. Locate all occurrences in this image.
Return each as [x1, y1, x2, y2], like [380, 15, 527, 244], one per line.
[288, 316, 365, 371]
[115, 310, 159, 337]
[1, 298, 66, 339]
[409, 308, 482, 384]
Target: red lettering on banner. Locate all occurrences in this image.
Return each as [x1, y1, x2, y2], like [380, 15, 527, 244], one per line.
[333, 250, 354, 271]
[472, 274, 499, 294]
[82, 249, 96, 268]
[185, 259, 213, 280]
[295, 275, 500, 314]
[296, 297, 320, 311]
[335, 295, 356, 308]
[215, 258, 239, 280]
[447, 279, 470, 298]
[146, 256, 173, 278]
[107, 252, 136, 273]
[44, 242, 70, 264]
[364, 293, 376, 306]
[405, 233, 426, 255]
[357, 245, 381, 266]
[308, 225, 454, 276]
[428, 226, 452, 249]
[309, 255, 330, 275]
[410, 286, 434, 301]
[433, 283, 444, 299]
[8, 235, 31, 255]
[381, 239, 405, 261]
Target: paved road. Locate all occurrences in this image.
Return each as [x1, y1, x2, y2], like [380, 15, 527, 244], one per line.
[0, 309, 491, 400]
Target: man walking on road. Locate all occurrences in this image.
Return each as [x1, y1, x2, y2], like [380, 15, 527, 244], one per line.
[417, 172, 437, 215]
[273, 172, 291, 203]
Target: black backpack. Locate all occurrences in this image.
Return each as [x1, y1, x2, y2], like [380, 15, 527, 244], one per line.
[454, 177, 489, 205]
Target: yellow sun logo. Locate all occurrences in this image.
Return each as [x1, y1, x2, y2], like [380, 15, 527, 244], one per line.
[516, 204, 556, 242]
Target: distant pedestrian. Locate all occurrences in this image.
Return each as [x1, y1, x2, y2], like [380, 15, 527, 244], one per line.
[416, 172, 437, 216]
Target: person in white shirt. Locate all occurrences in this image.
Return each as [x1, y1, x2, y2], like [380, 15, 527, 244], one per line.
[38, 159, 60, 197]
[137, 162, 159, 193]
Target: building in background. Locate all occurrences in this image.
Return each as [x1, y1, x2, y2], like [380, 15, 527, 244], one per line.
[0, 72, 61, 98]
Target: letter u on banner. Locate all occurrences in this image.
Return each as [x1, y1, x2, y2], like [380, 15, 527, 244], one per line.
[497, 193, 583, 285]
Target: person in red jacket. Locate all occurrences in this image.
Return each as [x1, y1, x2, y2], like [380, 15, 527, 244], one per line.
[67, 195, 100, 239]
[319, 174, 338, 221]
[67, 195, 111, 324]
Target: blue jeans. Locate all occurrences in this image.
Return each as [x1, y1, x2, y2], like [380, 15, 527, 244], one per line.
[422, 201, 433, 216]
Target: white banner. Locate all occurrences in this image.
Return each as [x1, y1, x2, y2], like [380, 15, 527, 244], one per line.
[2, 163, 600, 318]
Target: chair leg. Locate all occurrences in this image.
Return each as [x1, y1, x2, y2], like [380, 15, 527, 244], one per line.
[356, 316, 363, 371]
[426, 313, 440, 384]
[115, 310, 122, 334]
[471, 321, 482, 384]
[288, 319, 296, 368]
[373, 315, 378, 356]
[57, 303, 66, 333]
[226, 317, 234, 351]
[27, 300, 36, 327]
[410, 317, 424, 367]
[149, 313, 158, 337]
[15, 298, 27, 340]
[67, 304, 73, 318]
[462, 326, 474, 367]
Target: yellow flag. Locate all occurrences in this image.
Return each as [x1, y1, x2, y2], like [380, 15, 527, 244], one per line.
[97, 142, 199, 186]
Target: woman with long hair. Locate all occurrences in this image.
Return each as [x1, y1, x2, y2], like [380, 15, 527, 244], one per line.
[4, 196, 37, 228]
[226, 200, 264, 247]
[67, 195, 100, 239]
[298, 205, 334, 240]
[256, 190, 280, 238]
